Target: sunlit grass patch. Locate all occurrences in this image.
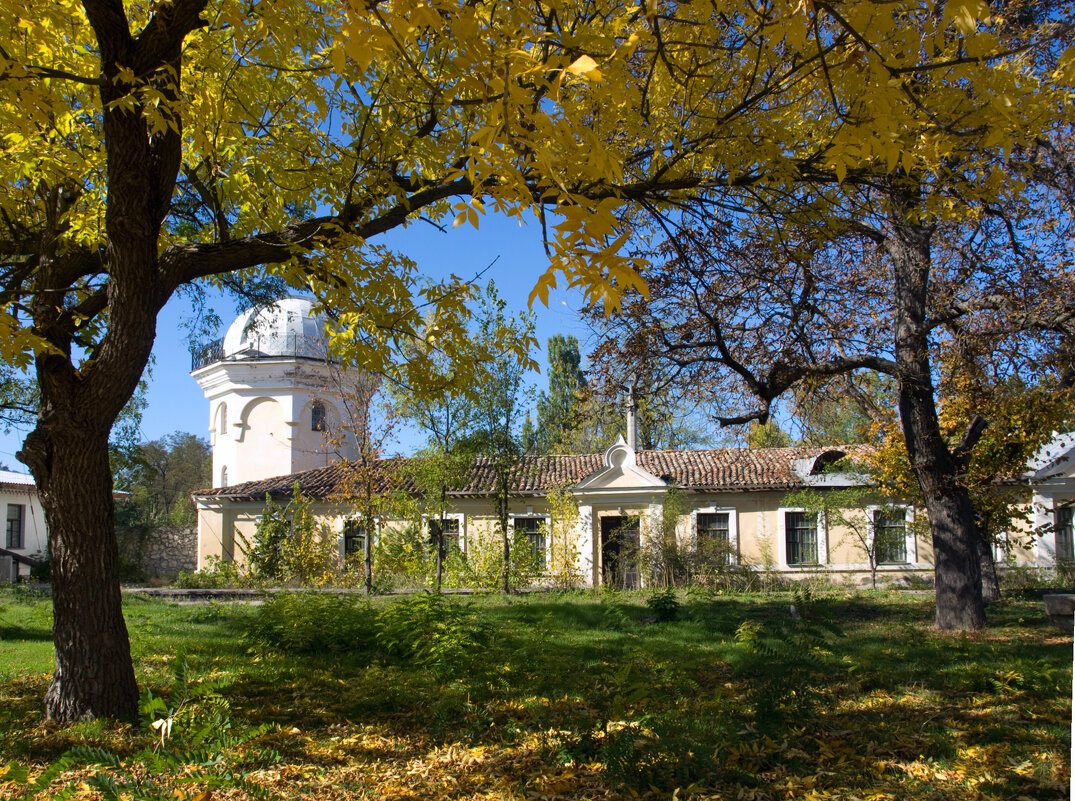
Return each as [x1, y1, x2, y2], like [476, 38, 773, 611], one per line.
[0, 589, 1068, 799]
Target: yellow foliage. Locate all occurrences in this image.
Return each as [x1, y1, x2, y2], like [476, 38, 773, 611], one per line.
[0, 0, 1071, 376]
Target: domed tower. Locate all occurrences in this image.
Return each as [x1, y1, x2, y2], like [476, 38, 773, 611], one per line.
[190, 297, 357, 488]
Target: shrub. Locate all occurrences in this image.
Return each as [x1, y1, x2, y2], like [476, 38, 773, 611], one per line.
[645, 588, 680, 622]
[247, 592, 376, 654]
[730, 587, 843, 730]
[173, 556, 250, 589]
[375, 593, 487, 676]
[248, 485, 339, 586]
[28, 553, 50, 583]
[372, 523, 432, 590]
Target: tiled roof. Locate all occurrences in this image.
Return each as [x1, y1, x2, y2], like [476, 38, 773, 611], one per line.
[193, 446, 863, 502]
[0, 470, 36, 493]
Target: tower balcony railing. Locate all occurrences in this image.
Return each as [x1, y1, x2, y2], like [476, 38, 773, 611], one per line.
[190, 333, 329, 371]
[191, 339, 224, 371]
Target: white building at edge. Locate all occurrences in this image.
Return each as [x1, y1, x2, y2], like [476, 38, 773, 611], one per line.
[189, 298, 1075, 587]
[1, 470, 48, 579]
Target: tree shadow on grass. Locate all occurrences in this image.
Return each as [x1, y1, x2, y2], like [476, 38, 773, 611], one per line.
[0, 624, 52, 641]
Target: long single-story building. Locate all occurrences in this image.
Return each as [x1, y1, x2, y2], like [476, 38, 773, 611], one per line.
[190, 298, 1075, 587]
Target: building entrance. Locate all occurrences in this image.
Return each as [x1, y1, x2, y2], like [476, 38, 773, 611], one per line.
[600, 515, 640, 589]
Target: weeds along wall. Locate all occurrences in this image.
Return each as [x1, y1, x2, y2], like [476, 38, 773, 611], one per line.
[192, 483, 1072, 590]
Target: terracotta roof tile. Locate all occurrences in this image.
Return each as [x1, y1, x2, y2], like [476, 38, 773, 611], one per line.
[194, 446, 865, 503]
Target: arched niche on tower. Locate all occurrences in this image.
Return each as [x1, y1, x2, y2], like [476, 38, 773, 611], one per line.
[213, 402, 228, 445]
[235, 397, 290, 483]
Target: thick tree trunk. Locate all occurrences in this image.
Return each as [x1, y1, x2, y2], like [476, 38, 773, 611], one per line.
[887, 186, 986, 630]
[22, 425, 139, 721]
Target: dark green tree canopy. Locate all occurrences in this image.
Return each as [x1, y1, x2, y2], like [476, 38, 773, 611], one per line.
[532, 335, 587, 454]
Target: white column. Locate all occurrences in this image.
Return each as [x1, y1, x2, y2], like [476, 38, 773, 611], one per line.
[576, 504, 594, 587]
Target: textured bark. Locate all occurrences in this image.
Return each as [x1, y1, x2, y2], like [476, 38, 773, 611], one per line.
[887, 186, 986, 630]
[27, 429, 139, 721]
[10, 0, 196, 721]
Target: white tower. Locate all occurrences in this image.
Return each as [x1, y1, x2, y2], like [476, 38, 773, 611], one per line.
[191, 297, 358, 488]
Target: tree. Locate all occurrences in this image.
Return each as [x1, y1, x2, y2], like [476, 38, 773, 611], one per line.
[868, 351, 1075, 602]
[790, 373, 894, 447]
[783, 486, 906, 589]
[590, 0, 1075, 628]
[3, 0, 1071, 719]
[563, 342, 715, 452]
[393, 404, 474, 595]
[747, 421, 793, 450]
[467, 283, 535, 594]
[324, 368, 400, 595]
[531, 335, 587, 454]
[114, 432, 210, 528]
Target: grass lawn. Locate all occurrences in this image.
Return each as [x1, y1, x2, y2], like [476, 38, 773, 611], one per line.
[0, 586, 1069, 800]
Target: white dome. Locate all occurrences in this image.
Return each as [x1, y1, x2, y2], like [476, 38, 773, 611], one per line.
[222, 296, 329, 360]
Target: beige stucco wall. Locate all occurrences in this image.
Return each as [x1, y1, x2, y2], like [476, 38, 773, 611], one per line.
[198, 483, 1071, 585]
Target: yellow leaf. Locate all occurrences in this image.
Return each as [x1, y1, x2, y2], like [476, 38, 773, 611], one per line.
[952, 3, 979, 35]
[566, 55, 602, 81]
[452, 210, 467, 228]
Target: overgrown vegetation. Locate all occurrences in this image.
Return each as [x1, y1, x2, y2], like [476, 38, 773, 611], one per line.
[0, 588, 1067, 799]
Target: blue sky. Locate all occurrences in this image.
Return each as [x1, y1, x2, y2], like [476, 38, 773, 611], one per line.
[0, 214, 602, 470]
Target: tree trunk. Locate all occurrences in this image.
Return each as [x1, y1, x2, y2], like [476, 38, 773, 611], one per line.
[887, 185, 986, 630]
[499, 484, 511, 595]
[22, 425, 139, 722]
[363, 512, 373, 596]
[433, 515, 444, 593]
[978, 532, 1002, 603]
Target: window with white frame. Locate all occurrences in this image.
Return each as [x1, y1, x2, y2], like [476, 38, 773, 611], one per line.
[343, 519, 366, 559]
[428, 515, 464, 559]
[1056, 506, 1074, 562]
[696, 511, 735, 564]
[5, 504, 24, 549]
[512, 516, 548, 570]
[873, 508, 909, 564]
[785, 511, 819, 565]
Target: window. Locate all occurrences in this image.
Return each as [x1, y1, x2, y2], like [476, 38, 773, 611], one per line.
[1056, 506, 1074, 562]
[311, 401, 326, 432]
[428, 516, 461, 559]
[873, 508, 908, 564]
[697, 512, 733, 563]
[513, 517, 547, 570]
[217, 403, 227, 435]
[343, 520, 366, 558]
[785, 511, 818, 565]
[6, 504, 24, 549]
[220, 466, 228, 488]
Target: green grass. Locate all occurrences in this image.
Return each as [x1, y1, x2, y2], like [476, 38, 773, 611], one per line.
[0, 587, 1069, 800]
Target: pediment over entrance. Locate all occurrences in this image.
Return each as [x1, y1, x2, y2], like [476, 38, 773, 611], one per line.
[574, 435, 667, 491]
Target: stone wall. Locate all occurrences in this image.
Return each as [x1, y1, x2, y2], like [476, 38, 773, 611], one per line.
[116, 526, 197, 578]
